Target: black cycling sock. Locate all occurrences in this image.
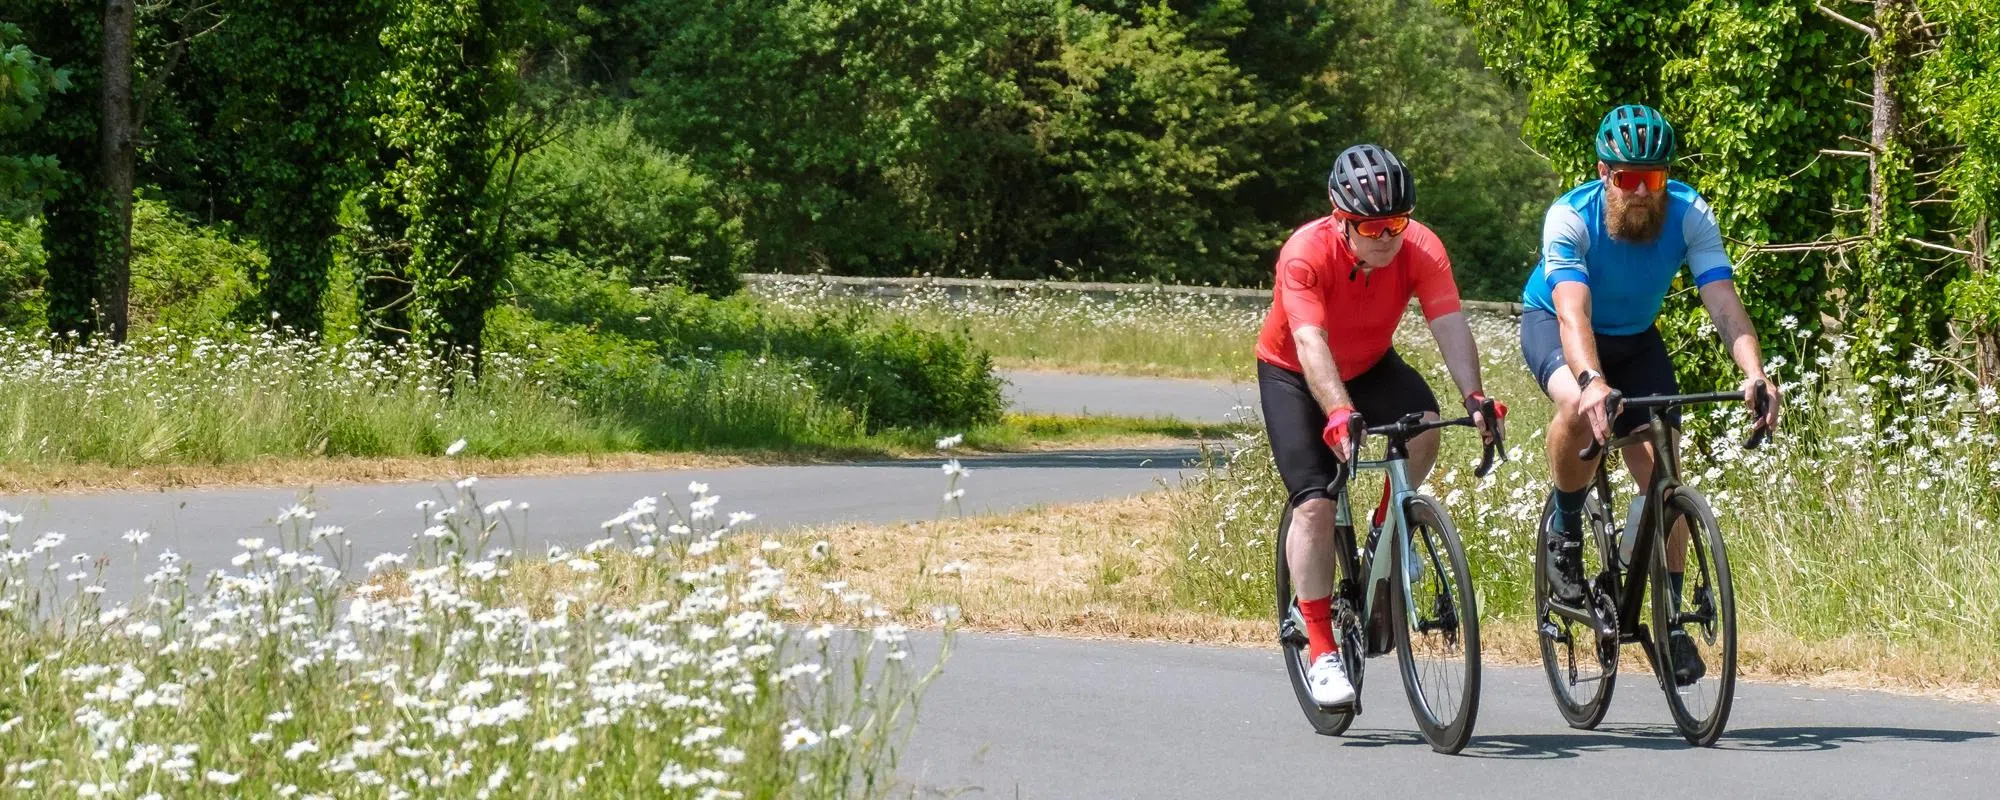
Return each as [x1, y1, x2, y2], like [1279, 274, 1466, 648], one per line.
[1670, 571, 1685, 606]
[1554, 487, 1587, 536]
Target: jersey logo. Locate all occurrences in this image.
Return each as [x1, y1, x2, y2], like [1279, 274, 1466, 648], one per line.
[1283, 260, 1319, 291]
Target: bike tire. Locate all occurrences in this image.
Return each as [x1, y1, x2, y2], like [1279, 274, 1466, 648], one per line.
[1392, 495, 1481, 754]
[1650, 488, 1737, 747]
[1534, 494, 1617, 730]
[1276, 507, 1356, 736]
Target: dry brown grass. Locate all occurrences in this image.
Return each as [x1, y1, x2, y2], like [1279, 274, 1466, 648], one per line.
[490, 493, 1999, 703]
[0, 429, 1196, 495]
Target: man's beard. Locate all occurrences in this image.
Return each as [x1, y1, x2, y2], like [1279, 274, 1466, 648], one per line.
[1606, 190, 1667, 242]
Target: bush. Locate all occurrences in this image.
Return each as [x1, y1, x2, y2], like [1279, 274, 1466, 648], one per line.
[0, 216, 45, 329]
[498, 254, 1005, 432]
[128, 199, 260, 333]
[512, 113, 747, 296]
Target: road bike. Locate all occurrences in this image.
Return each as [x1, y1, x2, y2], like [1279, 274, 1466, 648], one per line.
[1276, 401, 1503, 754]
[1536, 382, 1770, 747]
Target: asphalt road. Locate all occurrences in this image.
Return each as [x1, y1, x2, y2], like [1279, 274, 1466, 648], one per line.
[894, 633, 2000, 799]
[0, 446, 1202, 600]
[7, 370, 1995, 795]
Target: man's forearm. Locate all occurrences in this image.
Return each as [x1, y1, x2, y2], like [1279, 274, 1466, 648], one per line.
[1558, 314, 1602, 379]
[1292, 328, 1352, 414]
[1427, 312, 1485, 402]
[1705, 286, 1768, 380]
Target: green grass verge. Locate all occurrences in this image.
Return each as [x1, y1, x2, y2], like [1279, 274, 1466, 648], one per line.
[752, 280, 1264, 381]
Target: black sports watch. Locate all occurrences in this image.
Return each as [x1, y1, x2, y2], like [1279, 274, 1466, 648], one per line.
[1576, 369, 1603, 390]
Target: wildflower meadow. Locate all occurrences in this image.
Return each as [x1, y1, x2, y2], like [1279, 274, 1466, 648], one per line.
[0, 480, 941, 797]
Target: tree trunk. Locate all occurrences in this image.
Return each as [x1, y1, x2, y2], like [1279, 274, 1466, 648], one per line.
[1868, 0, 1909, 237]
[98, 0, 135, 344]
[1976, 217, 1998, 386]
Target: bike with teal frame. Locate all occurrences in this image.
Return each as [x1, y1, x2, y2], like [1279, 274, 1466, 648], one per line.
[1276, 400, 1504, 754]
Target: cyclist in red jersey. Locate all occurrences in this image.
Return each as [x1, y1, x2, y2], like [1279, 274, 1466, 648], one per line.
[1257, 144, 1506, 708]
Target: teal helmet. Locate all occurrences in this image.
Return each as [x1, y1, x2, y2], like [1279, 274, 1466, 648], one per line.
[1594, 104, 1676, 166]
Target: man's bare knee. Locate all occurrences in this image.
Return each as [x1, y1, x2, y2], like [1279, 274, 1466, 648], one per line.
[1293, 497, 1334, 531]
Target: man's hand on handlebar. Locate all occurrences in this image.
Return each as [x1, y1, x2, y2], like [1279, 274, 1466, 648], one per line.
[1578, 378, 1619, 447]
[1742, 376, 1781, 432]
[1463, 392, 1508, 447]
[1321, 406, 1362, 463]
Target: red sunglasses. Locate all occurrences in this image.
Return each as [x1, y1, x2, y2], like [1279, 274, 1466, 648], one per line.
[1342, 214, 1411, 239]
[1608, 168, 1667, 193]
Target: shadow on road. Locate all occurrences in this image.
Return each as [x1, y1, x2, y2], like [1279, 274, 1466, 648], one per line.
[1335, 724, 1996, 760]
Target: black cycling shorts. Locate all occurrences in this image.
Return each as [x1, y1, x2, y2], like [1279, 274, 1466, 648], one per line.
[1519, 308, 1680, 435]
[1259, 350, 1440, 509]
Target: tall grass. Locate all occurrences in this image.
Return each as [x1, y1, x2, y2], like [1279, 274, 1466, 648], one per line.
[1171, 311, 2000, 680]
[752, 278, 1266, 381]
[0, 327, 878, 467]
[0, 483, 938, 796]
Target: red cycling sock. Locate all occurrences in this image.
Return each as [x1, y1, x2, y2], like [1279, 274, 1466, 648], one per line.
[1298, 595, 1337, 662]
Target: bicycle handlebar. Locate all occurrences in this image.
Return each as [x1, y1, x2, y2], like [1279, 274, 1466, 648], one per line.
[1577, 380, 1771, 461]
[1330, 403, 1507, 494]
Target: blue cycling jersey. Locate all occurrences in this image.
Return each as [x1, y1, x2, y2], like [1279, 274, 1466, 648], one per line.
[1520, 179, 1734, 336]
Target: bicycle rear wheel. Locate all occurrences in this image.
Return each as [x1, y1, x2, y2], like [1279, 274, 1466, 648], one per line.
[1651, 488, 1737, 746]
[1534, 493, 1618, 729]
[1392, 495, 1481, 754]
[1276, 507, 1355, 736]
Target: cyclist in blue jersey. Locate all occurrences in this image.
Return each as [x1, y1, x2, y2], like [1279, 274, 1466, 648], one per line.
[1519, 105, 1782, 681]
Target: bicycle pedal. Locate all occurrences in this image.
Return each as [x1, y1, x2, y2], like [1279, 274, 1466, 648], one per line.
[1538, 619, 1567, 643]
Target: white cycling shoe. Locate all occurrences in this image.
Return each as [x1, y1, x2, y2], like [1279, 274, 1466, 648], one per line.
[1306, 651, 1357, 708]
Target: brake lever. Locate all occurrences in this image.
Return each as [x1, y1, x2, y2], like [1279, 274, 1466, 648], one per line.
[1577, 389, 1624, 461]
[1346, 411, 1365, 465]
[1474, 398, 1505, 478]
[1744, 379, 1771, 450]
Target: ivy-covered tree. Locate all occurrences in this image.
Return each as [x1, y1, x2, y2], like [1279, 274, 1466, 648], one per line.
[369, 0, 540, 366]
[1446, 0, 1870, 389]
[204, 0, 389, 337]
[1924, 0, 2000, 381]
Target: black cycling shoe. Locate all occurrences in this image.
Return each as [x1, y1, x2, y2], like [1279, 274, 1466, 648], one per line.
[1668, 628, 1707, 686]
[1541, 510, 1588, 606]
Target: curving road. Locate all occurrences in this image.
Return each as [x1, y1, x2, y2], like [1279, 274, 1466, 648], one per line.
[6, 369, 1996, 795]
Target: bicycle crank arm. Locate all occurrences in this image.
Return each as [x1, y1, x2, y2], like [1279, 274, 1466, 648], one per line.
[1547, 601, 1617, 641]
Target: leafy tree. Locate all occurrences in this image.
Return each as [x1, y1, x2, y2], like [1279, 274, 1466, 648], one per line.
[0, 23, 68, 220]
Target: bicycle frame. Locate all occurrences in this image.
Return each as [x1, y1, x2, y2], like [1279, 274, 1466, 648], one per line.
[1327, 409, 1502, 658]
[1544, 411, 1682, 647]
[1335, 437, 1432, 651]
[1547, 385, 1770, 651]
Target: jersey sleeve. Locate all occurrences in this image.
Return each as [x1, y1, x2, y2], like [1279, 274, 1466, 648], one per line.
[1682, 194, 1734, 286]
[1541, 203, 1590, 286]
[1407, 225, 1463, 320]
[1274, 229, 1330, 333]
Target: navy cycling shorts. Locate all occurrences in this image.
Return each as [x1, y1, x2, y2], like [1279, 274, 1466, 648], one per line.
[1519, 308, 1680, 436]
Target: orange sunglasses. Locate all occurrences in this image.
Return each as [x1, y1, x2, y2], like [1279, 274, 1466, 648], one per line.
[1342, 214, 1411, 239]
[1608, 168, 1667, 193]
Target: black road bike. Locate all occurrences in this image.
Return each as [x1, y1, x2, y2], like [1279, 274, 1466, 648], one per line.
[1536, 382, 1770, 747]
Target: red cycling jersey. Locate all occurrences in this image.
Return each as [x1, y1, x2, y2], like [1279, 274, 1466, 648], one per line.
[1255, 217, 1463, 381]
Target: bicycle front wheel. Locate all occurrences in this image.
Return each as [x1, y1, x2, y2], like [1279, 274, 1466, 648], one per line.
[1650, 487, 1737, 746]
[1393, 495, 1481, 754]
